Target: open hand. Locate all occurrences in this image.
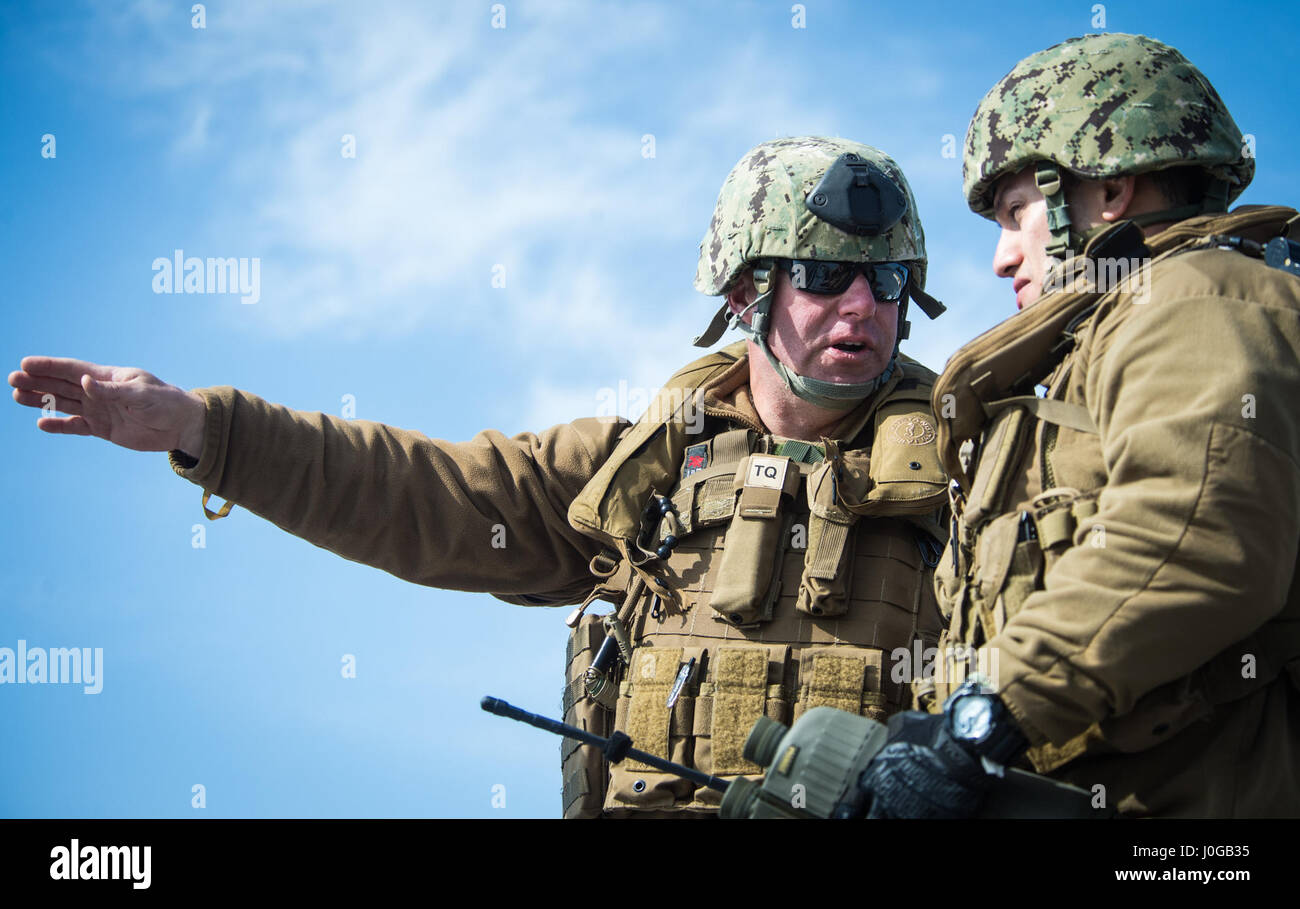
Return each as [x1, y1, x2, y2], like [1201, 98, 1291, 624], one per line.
[9, 356, 206, 457]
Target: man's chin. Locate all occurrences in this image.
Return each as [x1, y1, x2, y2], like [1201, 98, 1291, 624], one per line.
[1017, 289, 1043, 311]
[810, 359, 888, 387]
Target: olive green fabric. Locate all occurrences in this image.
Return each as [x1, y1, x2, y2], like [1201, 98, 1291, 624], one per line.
[624, 646, 684, 772]
[928, 206, 1300, 817]
[710, 647, 771, 775]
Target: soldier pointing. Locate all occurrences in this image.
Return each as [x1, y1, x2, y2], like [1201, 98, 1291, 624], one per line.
[11, 136, 949, 818]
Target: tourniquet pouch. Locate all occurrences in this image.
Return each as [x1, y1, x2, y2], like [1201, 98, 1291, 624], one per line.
[708, 454, 802, 625]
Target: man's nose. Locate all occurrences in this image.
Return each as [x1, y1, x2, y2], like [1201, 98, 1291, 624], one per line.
[836, 272, 878, 317]
[993, 228, 1022, 279]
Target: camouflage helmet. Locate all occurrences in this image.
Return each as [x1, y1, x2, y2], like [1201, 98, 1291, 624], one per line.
[695, 136, 930, 295]
[964, 33, 1254, 223]
[691, 137, 944, 411]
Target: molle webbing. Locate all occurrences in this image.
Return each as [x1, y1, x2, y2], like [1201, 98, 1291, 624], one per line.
[561, 613, 616, 819]
[711, 427, 753, 465]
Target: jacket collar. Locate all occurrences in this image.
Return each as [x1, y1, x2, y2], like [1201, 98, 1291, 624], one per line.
[697, 351, 905, 446]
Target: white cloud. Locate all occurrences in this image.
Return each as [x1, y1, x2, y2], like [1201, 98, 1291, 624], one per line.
[172, 102, 211, 157]
[65, 0, 1023, 426]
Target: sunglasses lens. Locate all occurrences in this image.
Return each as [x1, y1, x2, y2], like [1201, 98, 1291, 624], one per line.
[868, 264, 909, 302]
[783, 260, 909, 300]
[789, 260, 855, 294]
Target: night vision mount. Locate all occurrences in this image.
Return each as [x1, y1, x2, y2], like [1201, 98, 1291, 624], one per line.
[804, 152, 908, 236]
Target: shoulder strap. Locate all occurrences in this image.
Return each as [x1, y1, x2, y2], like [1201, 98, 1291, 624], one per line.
[983, 395, 1098, 435]
[567, 342, 747, 548]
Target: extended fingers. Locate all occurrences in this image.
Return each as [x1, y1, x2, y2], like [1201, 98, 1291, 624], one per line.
[12, 387, 85, 414]
[35, 414, 92, 436]
[9, 369, 86, 401]
[17, 356, 115, 386]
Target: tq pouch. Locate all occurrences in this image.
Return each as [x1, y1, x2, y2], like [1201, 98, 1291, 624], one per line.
[708, 453, 803, 625]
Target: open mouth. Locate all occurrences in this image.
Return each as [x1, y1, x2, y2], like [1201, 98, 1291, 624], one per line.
[831, 342, 866, 352]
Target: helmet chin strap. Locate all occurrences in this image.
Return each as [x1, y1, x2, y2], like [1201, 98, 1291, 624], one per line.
[731, 262, 894, 412]
[1036, 160, 1231, 261]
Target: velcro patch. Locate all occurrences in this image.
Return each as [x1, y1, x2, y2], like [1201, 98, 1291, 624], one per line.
[682, 442, 709, 479]
[744, 454, 789, 490]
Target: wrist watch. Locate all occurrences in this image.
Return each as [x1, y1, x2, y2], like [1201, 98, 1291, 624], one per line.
[944, 678, 1028, 765]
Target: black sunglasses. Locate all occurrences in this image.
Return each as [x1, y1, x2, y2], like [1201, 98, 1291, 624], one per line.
[775, 259, 910, 303]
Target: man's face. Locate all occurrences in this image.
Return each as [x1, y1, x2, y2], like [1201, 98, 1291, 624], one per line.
[991, 166, 1054, 311]
[731, 266, 900, 385]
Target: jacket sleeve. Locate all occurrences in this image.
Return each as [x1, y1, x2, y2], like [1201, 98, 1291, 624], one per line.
[167, 386, 630, 604]
[989, 253, 1300, 746]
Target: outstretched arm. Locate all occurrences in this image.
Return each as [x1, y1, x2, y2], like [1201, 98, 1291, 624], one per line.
[11, 356, 629, 602]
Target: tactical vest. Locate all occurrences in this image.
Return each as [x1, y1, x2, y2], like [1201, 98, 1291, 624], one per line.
[919, 207, 1300, 774]
[560, 343, 948, 817]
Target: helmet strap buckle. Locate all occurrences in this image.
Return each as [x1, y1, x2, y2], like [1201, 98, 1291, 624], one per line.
[1035, 161, 1074, 259]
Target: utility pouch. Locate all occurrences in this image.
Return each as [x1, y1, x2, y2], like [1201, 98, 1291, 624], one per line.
[606, 645, 703, 810]
[860, 404, 948, 514]
[795, 460, 861, 617]
[561, 611, 616, 819]
[689, 644, 791, 806]
[794, 645, 891, 723]
[708, 454, 801, 626]
[832, 415, 948, 519]
[972, 488, 1100, 642]
[968, 510, 1043, 644]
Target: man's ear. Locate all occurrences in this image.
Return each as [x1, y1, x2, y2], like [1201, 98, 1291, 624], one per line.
[1098, 175, 1138, 223]
[726, 271, 755, 319]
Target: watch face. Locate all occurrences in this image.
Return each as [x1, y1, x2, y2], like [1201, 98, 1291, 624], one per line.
[951, 695, 993, 742]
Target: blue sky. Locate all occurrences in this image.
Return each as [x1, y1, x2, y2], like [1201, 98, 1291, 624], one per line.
[3, 0, 1297, 818]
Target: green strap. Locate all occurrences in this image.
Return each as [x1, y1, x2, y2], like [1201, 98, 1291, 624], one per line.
[1036, 161, 1073, 260]
[771, 438, 826, 464]
[693, 300, 734, 348]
